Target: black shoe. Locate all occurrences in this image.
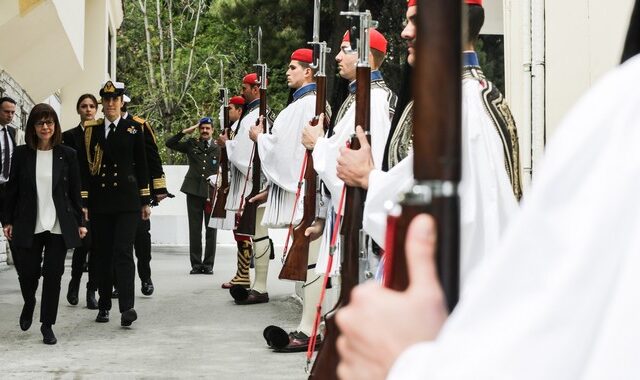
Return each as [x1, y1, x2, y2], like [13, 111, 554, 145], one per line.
[141, 279, 154, 296]
[121, 308, 138, 327]
[86, 289, 98, 310]
[41, 324, 57, 345]
[96, 310, 109, 323]
[201, 267, 213, 275]
[273, 331, 321, 353]
[67, 281, 80, 306]
[111, 287, 119, 298]
[19, 302, 35, 331]
[190, 266, 202, 274]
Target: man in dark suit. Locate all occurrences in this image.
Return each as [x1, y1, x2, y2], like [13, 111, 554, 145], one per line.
[0, 97, 20, 268]
[62, 94, 99, 310]
[0, 97, 19, 224]
[78, 81, 150, 327]
[120, 91, 169, 296]
[166, 118, 220, 274]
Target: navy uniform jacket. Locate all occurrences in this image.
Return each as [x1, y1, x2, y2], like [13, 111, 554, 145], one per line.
[124, 113, 167, 199]
[79, 118, 150, 213]
[3, 145, 84, 249]
[165, 132, 220, 199]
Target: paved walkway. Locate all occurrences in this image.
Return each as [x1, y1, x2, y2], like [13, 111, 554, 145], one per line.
[0, 246, 312, 379]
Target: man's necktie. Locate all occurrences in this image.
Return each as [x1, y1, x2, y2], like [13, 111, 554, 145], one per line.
[108, 123, 116, 142]
[3, 129, 10, 178]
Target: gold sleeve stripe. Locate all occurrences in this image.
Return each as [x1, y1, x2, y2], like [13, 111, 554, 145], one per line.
[140, 188, 151, 196]
[81, 191, 89, 198]
[153, 177, 167, 189]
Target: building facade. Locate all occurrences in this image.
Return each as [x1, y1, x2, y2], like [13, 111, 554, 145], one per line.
[0, 0, 123, 266]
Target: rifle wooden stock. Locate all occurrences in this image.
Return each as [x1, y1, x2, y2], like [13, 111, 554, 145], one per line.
[236, 89, 268, 236]
[309, 63, 371, 380]
[279, 76, 328, 281]
[385, 0, 462, 311]
[212, 104, 231, 218]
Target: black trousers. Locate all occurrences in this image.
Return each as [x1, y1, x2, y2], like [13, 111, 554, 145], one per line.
[92, 212, 139, 313]
[70, 224, 96, 290]
[0, 183, 15, 255]
[186, 194, 217, 269]
[14, 232, 67, 325]
[133, 218, 152, 282]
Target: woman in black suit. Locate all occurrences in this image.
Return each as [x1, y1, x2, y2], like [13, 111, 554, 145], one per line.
[2, 103, 86, 345]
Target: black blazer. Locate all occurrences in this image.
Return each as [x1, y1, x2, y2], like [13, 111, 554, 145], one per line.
[165, 132, 220, 198]
[3, 145, 84, 249]
[62, 124, 84, 153]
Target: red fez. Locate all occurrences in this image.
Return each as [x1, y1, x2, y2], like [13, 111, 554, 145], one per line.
[342, 29, 388, 54]
[243, 73, 258, 85]
[291, 48, 313, 64]
[242, 72, 268, 86]
[230, 96, 245, 106]
[407, 0, 417, 7]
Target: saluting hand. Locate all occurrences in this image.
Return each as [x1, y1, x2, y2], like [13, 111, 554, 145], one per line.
[337, 126, 374, 189]
[182, 124, 199, 134]
[335, 215, 448, 380]
[302, 113, 325, 150]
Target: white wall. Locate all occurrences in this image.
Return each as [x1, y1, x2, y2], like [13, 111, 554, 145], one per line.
[60, 0, 109, 128]
[504, 0, 635, 185]
[545, 0, 634, 133]
[151, 166, 288, 247]
[52, 0, 85, 68]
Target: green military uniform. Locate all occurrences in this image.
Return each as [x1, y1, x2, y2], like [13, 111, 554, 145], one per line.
[165, 129, 220, 272]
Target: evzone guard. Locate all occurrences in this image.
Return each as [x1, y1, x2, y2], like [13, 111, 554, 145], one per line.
[248, 48, 331, 351]
[220, 71, 275, 296]
[341, 0, 522, 290]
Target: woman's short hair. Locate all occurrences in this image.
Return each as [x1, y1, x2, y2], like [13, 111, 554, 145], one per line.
[25, 103, 62, 149]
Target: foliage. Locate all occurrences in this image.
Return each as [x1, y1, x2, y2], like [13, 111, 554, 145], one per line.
[117, 1, 467, 163]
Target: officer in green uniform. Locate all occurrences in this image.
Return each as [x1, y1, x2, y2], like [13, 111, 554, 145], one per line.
[165, 117, 220, 274]
[79, 81, 150, 327]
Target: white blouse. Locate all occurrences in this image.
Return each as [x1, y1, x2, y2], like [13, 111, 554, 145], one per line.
[34, 149, 61, 234]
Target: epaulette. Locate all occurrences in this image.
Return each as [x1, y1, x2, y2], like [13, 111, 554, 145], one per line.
[132, 115, 146, 125]
[141, 121, 157, 143]
[83, 118, 102, 129]
[480, 80, 523, 201]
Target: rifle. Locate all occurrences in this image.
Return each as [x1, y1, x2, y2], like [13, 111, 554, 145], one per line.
[212, 60, 231, 218]
[384, 0, 462, 310]
[236, 26, 268, 236]
[309, 5, 373, 379]
[279, 0, 330, 281]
